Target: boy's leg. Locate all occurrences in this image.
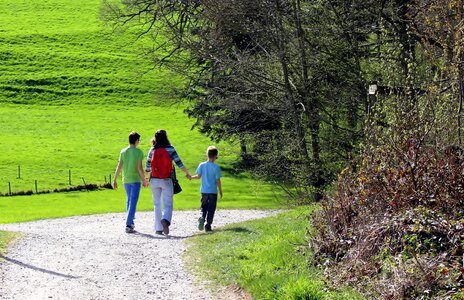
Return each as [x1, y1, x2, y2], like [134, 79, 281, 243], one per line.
[198, 193, 208, 230]
[205, 193, 218, 227]
[200, 193, 208, 219]
[124, 184, 131, 213]
[125, 183, 141, 227]
[150, 179, 163, 232]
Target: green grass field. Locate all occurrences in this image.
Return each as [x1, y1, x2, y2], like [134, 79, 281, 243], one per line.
[0, 0, 283, 224]
[0, 102, 283, 224]
[0, 0, 177, 106]
[0, 1, 343, 298]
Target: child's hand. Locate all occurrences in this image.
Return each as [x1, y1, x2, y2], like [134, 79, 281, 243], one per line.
[112, 181, 118, 190]
[219, 191, 223, 199]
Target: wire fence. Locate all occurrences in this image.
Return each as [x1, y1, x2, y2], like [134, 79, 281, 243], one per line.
[1, 165, 113, 197]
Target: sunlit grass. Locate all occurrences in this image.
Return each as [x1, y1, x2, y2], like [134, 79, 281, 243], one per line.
[185, 207, 361, 299]
[0, 230, 18, 256]
[0, 0, 283, 224]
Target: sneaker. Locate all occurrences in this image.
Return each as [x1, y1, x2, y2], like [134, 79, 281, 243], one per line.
[125, 225, 135, 233]
[160, 219, 170, 235]
[205, 225, 212, 232]
[198, 217, 205, 231]
[155, 230, 163, 235]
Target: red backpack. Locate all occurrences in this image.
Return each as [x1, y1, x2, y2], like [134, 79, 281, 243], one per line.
[151, 147, 173, 178]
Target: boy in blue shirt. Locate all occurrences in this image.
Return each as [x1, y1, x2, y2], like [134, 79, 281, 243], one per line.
[191, 146, 223, 232]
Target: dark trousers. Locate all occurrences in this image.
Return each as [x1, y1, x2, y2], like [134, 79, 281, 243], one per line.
[200, 193, 218, 226]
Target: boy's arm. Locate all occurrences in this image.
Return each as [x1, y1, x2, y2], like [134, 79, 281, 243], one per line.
[190, 164, 202, 180]
[217, 179, 223, 199]
[113, 160, 123, 190]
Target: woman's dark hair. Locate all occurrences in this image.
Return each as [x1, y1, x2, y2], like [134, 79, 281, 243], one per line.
[153, 129, 170, 148]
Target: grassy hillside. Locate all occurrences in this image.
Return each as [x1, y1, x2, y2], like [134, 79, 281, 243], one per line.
[0, 0, 283, 224]
[0, 0, 177, 106]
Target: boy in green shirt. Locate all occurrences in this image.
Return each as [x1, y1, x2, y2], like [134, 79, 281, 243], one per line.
[113, 131, 148, 233]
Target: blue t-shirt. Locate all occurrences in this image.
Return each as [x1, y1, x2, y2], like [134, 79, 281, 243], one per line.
[196, 161, 221, 194]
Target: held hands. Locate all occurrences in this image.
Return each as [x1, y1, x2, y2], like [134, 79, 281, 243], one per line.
[186, 173, 192, 180]
[143, 179, 149, 188]
[188, 174, 199, 180]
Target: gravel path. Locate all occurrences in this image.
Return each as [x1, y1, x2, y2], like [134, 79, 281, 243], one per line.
[0, 210, 278, 300]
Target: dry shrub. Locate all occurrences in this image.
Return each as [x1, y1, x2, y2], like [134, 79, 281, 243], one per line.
[311, 140, 464, 299]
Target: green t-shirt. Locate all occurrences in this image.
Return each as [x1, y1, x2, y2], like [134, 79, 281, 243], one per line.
[119, 146, 144, 184]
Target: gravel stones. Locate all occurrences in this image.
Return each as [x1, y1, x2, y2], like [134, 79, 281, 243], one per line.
[0, 210, 278, 300]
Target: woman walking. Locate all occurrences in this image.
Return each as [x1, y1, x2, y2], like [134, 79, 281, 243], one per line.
[145, 129, 191, 235]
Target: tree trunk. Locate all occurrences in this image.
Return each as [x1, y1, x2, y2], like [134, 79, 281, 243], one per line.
[396, 0, 417, 135]
[280, 0, 323, 200]
[457, 2, 464, 146]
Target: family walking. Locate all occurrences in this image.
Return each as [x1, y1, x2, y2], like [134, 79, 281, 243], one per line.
[112, 130, 223, 235]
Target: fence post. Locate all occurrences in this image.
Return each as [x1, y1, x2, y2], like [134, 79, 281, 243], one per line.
[69, 169, 72, 185]
[8, 182, 11, 196]
[18, 164, 21, 179]
[35, 180, 38, 194]
[82, 177, 89, 192]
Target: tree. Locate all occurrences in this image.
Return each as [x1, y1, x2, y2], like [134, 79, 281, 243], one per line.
[103, 0, 369, 201]
[311, 1, 464, 298]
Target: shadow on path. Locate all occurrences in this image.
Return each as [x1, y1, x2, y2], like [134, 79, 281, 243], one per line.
[0, 255, 80, 279]
[133, 231, 192, 240]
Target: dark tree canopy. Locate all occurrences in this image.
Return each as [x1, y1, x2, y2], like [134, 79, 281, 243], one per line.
[104, 0, 464, 298]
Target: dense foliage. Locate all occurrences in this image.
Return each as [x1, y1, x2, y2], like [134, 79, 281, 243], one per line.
[103, 0, 367, 202]
[104, 0, 464, 298]
[310, 0, 464, 298]
[312, 142, 464, 298]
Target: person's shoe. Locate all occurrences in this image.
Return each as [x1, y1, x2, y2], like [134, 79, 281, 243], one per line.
[198, 217, 205, 231]
[160, 219, 170, 235]
[205, 225, 212, 232]
[155, 230, 163, 235]
[125, 225, 135, 233]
